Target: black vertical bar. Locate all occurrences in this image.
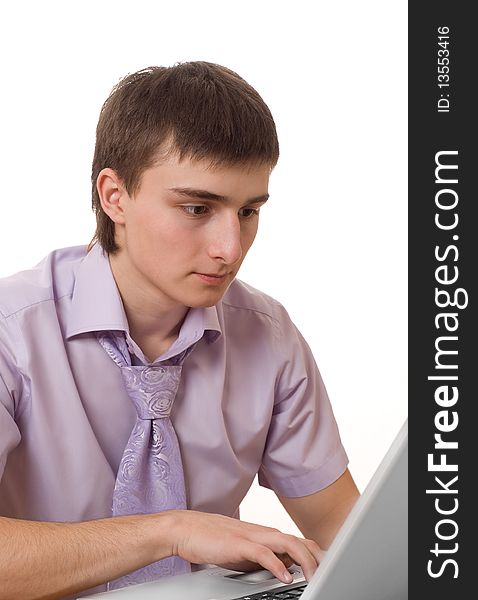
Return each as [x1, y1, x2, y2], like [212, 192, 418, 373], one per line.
[409, 3, 476, 598]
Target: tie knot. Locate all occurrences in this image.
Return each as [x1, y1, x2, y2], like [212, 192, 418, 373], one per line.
[120, 365, 182, 419]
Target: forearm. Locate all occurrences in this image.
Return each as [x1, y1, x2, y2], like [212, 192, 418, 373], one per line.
[278, 469, 361, 551]
[0, 513, 173, 600]
[304, 490, 360, 550]
[0, 508, 325, 599]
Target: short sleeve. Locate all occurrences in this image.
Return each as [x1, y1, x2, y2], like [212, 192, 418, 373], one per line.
[0, 316, 23, 481]
[258, 311, 348, 497]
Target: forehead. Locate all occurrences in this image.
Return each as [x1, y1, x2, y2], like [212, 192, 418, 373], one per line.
[140, 154, 271, 200]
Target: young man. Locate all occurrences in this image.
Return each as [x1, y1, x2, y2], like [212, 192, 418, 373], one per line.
[0, 62, 359, 599]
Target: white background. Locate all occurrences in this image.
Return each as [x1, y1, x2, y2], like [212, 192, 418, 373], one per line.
[0, 1, 407, 536]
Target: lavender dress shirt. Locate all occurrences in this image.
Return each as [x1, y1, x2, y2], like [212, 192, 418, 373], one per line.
[0, 243, 348, 596]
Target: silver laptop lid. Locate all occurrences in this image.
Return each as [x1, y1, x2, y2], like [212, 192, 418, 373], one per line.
[303, 419, 408, 600]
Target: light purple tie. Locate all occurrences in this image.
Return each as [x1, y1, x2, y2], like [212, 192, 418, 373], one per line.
[96, 331, 191, 589]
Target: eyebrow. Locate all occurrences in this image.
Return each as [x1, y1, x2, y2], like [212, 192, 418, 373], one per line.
[168, 187, 270, 204]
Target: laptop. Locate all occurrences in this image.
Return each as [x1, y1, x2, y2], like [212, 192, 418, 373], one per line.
[82, 419, 408, 600]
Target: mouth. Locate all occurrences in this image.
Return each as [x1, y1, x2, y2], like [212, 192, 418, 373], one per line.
[194, 272, 230, 285]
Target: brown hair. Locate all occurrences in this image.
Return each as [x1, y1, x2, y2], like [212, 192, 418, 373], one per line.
[90, 61, 280, 254]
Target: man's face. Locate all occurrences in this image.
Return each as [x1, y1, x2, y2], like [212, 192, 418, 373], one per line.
[113, 155, 271, 310]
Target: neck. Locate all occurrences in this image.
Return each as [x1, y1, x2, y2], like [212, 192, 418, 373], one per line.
[108, 251, 189, 360]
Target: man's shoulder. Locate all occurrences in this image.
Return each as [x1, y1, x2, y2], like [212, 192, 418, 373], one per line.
[0, 246, 87, 319]
[220, 278, 287, 324]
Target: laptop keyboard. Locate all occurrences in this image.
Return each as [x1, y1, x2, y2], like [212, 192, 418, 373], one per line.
[232, 583, 307, 599]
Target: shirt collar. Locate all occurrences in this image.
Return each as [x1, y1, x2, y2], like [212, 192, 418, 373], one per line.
[65, 243, 222, 348]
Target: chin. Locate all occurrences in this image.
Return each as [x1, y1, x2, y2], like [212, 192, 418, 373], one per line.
[187, 298, 222, 309]
[181, 278, 234, 309]
[186, 290, 228, 309]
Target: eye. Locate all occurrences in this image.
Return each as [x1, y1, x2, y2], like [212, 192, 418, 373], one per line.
[181, 205, 209, 216]
[239, 207, 260, 218]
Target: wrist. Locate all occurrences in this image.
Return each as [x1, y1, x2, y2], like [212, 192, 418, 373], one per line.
[142, 510, 184, 563]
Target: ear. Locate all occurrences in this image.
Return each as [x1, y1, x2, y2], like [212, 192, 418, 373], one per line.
[96, 168, 129, 225]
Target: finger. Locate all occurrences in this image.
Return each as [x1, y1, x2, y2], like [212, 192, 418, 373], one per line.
[270, 535, 319, 581]
[275, 553, 294, 568]
[302, 538, 326, 564]
[218, 559, 263, 572]
[247, 544, 294, 584]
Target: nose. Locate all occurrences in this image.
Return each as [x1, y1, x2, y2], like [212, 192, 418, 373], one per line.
[207, 213, 243, 266]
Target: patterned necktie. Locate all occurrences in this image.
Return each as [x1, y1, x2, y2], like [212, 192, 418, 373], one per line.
[96, 331, 191, 589]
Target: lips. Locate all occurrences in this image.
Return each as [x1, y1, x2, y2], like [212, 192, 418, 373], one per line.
[195, 272, 230, 285]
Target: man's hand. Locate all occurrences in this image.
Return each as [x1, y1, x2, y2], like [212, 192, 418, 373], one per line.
[167, 510, 324, 583]
[0, 510, 323, 600]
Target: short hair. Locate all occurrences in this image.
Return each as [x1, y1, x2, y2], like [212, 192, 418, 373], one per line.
[90, 61, 280, 254]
